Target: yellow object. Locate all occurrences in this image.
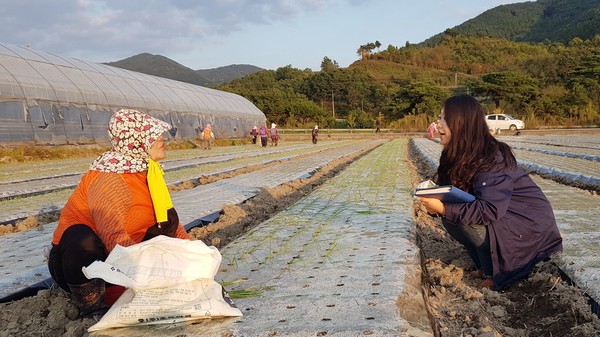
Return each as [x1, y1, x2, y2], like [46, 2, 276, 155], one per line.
[147, 159, 173, 223]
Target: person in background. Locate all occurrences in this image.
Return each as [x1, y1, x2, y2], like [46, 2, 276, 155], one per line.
[418, 95, 562, 290]
[259, 123, 269, 147]
[270, 123, 279, 146]
[428, 121, 437, 139]
[48, 109, 191, 317]
[312, 125, 319, 144]
[250, 126, 258, 144]
[376, 119, 381, 133]
[202, 123, 215, 150]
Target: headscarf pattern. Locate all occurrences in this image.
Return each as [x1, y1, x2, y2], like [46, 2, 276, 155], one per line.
[90, 109, 171, 173]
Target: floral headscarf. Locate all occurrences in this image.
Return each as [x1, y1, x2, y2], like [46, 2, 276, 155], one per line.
[90, 109, 171, 173]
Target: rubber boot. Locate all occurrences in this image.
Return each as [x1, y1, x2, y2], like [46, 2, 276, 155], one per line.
[477, 277, 494, 290]
[68, 278, 109, 318]
[469, 269, 484, 279]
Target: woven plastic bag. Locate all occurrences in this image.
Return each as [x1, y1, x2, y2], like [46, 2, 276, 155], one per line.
[82, 236, 242, 331]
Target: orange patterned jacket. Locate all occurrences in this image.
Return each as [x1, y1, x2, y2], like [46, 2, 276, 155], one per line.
[52, 170, 190, 252]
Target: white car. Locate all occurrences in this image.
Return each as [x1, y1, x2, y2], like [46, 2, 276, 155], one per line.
[485, 114, 525, 131]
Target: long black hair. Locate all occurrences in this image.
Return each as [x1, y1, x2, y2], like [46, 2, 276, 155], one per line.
[437, 95, 516, 191]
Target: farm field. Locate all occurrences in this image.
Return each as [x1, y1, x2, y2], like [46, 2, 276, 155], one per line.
[0, 130, 599, 336]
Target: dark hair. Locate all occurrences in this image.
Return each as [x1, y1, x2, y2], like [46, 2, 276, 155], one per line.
[437, 95, 516, 191]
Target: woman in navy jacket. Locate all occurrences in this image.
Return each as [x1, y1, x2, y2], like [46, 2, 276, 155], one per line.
[419, 95, 563, 290]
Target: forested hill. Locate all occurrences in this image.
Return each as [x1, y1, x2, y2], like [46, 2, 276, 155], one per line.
[196, 64, 263, 85]
[421, 0, 600, 46]
[106, 54, 263, 87]
[101, 0, 600, 131]
[106, 53, 211, 86]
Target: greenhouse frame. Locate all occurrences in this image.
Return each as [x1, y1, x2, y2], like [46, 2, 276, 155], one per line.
[0, 42, 266, 145]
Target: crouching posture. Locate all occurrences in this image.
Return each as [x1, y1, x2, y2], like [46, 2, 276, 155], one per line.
[48, 109, 191, 316]
[418, 95, 563, 290]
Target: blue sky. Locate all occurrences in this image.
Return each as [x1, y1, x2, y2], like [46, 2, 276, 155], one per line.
[1, 0, 531, 71]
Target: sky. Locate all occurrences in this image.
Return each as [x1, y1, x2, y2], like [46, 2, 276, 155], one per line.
[1, 0, 532, 71]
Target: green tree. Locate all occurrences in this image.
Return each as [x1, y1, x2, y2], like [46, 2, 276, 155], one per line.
[347, 112, 356, 131]
[347, 109, 374, 129]
[357, 43, 377, 60]
[394, 81, 451, 117]
[570, 54, 600, 112]
[285, 99, 330, 128]
[320, 57, 339, 73]
[470, 71, 539, 108]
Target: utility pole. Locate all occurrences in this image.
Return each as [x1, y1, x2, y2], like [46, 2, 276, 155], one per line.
[331, 91, 335, 119]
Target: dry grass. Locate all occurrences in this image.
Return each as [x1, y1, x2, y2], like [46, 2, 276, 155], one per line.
[0, 144, 108, 163]
[0, 140, 203, 164]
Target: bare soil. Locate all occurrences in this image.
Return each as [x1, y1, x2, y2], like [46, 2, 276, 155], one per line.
[1, 137, 599, 337]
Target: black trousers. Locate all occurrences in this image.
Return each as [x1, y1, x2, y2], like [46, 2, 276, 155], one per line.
[48, 224, 107, 291]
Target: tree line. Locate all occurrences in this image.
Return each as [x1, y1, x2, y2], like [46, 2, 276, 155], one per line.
[218, 32, 600, 131]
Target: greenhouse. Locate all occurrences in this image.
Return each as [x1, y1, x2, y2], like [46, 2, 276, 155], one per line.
[0, 42, 266, 144]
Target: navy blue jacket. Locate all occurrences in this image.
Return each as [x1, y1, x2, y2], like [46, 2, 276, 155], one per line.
[444, 167, 563, 290]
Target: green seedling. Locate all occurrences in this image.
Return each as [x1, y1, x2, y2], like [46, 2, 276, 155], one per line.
[226, 285, 275, 299]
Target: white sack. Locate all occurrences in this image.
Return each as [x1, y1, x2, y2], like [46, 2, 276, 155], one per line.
[83, 235, 222, 289]
[88, 279, 242, 331]
[82, 236, 242, 331]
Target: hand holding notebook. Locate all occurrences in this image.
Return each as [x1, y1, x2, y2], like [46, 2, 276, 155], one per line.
[414, 180, 475, 203]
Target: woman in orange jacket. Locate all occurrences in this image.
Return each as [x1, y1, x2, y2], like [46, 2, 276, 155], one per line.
[48, 109, 191, 317]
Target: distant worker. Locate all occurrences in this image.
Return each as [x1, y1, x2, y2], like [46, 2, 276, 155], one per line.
[202, 123, 215, 150]
[250, 126, 258, 144]
[312, 125, 319, 144]
[376, 119, 381, 133]
[259, 123, 269, 147]
[428, 121, 437, 139]
[270, 123, 279, 146]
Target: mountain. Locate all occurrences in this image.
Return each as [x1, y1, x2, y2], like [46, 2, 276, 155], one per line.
[421, 0, 600, 46]
[196, 64, 263, 85]
[105, 53, 263, 87]
[105, 53, 211, 86]
[521, 0, 600, 43]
